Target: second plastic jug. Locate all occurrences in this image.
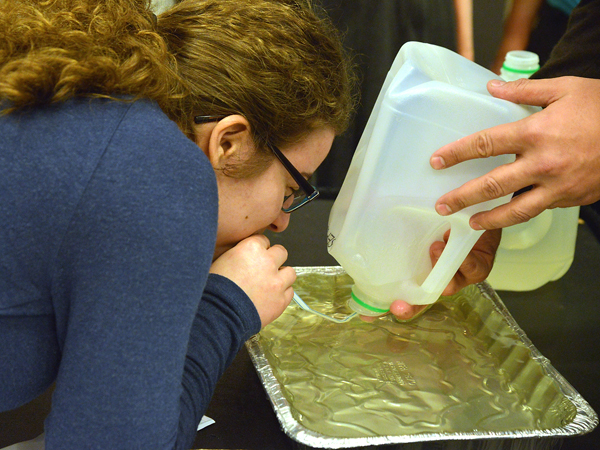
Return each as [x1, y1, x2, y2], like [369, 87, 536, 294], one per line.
[327, 42, 538, 316]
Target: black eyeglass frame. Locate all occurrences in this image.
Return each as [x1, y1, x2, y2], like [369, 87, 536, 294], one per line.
[194, 115, 320, 213]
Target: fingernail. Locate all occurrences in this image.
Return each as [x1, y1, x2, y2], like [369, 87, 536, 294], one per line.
[471, 221, 483, 230]
[432, 246, 443, 259]
[430, 156, 445, 170]
[436, 203, 452, 216]
[489, 79, 506, 87]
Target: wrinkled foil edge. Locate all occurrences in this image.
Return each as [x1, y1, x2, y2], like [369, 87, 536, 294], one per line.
[246, 266, 599, 448]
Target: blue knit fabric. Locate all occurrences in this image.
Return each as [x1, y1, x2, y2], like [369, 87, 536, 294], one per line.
[0, 98, 261, 449]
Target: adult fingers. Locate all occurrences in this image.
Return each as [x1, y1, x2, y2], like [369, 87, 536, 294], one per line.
[389, 301, 429, 321]
[430, 116, 531, 170]
[486, 77, 565, 107]
[434, 158, 535, 218]
[358, 314, 379, 323]
[452, 229, 500, 286]
[429, 240, 463, 296]
[358, 302, 430, 322]
[431, 229, 500, 295]
[467, 189, 550, 229]
[429, 77, 567, 170]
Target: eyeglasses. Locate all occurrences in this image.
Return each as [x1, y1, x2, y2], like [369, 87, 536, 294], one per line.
[194, 115, 320, 213]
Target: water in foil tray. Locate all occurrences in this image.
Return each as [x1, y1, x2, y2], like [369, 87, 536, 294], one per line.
[248, 267, 598, 448]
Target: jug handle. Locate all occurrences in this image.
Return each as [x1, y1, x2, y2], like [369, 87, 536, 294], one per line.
[420, 218, 484, 297]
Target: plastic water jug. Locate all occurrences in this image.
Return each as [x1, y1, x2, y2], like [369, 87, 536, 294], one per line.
[486, 50, 579, 291]
[327, 42, 538, 316]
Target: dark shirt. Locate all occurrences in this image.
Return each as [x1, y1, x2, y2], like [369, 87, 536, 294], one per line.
[0, 98, 261, 449]
[532, 0, 600, 230]
[534, 0, 600, 79]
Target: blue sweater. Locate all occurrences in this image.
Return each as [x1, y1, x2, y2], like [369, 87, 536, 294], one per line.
[0, 98, 262, 449]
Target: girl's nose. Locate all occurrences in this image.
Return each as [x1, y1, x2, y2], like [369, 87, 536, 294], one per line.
[268, 210, 291, 233]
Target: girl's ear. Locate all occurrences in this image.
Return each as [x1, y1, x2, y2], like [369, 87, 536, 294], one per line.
[204, 115, 254, 170]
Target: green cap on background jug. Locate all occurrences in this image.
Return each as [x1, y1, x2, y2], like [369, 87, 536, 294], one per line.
[500, 50, 540, 81]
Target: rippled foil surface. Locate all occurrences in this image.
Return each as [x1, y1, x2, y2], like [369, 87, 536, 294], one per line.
[248, 267, 598, 448]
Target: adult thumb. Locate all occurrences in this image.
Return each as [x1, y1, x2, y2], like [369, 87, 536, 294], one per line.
[487, 77, 562, 109]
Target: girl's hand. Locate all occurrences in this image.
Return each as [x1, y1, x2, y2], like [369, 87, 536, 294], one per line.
[210, 235, 296, 327]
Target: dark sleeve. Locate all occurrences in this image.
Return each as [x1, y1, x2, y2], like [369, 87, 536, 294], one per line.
[533, 0, 600, 79]
[45, 104, 261, 450]
[179, 274, 261, 440]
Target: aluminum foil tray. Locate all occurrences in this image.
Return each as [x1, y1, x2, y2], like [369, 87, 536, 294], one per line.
[247, 266, 598, 449]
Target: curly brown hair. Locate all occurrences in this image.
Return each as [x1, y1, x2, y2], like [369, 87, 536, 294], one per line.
[0, 0, 179, 110]
[0, 0, 357, 176]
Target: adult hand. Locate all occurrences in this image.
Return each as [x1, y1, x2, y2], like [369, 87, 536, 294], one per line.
[361, 229, 501, 322]
[431, 76, 600, 230]
[209, 235, 296, 327]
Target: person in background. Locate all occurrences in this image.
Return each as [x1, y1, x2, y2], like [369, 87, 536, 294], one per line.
[454, 0, 475, 61]
[0, 0, 355, 448]
[429, 0, 600, 231]
[490, 0, 580, 74]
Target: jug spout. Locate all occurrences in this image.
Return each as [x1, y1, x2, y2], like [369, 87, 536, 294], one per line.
[349, 279, 429, 316]
[349, 286, 390, 316]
